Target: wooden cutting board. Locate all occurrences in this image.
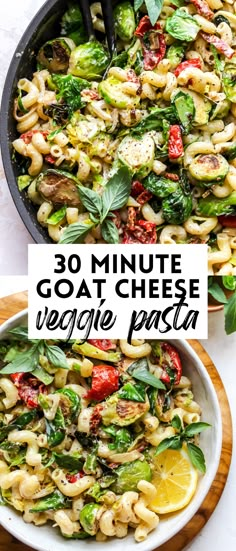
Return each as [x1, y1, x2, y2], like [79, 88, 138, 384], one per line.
[0, 292, 232, 551]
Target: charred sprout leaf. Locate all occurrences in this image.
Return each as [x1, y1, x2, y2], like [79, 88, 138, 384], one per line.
[114, 2, 136, 41]
[143, 173, 179, 198]
[155, 436, 181, 455]
[52, 74, 90, 117]
[78, 186, 103, 217]
[72, 341, 121, 362]
[208, 282, 228, 304]
[101, 167, 132, 220]
[59, 220, 95, 244]
[101, 219, 119, 244]
[69, 41, 110, 80]
[17, 175, 32, 191]
[60, 2, 87, 45]
[80, 503, 102, 535]
[104, 425, 133, 452]
[167, 43, 185, 69]
[224, 291, 236, 335]
[111, 460, 152, 494]
[62, 532, 91, 539]
[162, 189, 192, 224]
[44, 103, 69, 125]
[173, 91, 195, 134]
[56, 388, 81, 420]
[197, 191, 236, 216]
[53, 452, 83, 471]
[184, 422, 211, 437]
[47, 207, 67, 226]
[0, 410, 37, 442]
[0, 342, 41, 374]
[118, 382, 146, 402]
[131, 106, 177, 134]
[76, 432, 96, 449]
[37, 38, 72, 73]
[44, 343, 68, 369]
[84, 452, 97, 474]
[30, 490, 70, 512]
[36, 169, 81, 207]
[46, 413, 66, 448]
[187, 443, 206, 473]
[166, 9, 200, 41]
[210, 45, 225, 74]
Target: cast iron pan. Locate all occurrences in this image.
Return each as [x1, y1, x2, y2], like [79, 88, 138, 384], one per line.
[0, 0, 71, 244]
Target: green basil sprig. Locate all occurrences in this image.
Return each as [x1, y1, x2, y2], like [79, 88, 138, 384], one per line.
[0, 326, 68, 375]
[155, 415, 211, 472]
[134, 0, 164, 26]
[59, 167, 132, 244]
[128, 358, 166, 390]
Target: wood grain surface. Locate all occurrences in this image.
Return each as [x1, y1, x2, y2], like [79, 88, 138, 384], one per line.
[0, 293, 232, 551]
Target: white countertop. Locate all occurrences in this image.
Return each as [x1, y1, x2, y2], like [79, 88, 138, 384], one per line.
[0, 1, 235, 550]
[0, 278, 235, 551]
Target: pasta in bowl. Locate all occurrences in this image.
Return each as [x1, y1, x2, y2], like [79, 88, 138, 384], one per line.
[0, 311, 222, 551]
[2, 0, 236, 273]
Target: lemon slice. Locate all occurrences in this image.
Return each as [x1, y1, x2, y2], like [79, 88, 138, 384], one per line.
[150, 445, 198, 514]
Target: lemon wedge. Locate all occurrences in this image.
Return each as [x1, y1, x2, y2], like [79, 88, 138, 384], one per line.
[150, 445, 198, 514]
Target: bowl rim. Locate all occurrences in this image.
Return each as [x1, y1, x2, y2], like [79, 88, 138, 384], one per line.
[0, 0, 61, 244]
[0, 310, 223, 551]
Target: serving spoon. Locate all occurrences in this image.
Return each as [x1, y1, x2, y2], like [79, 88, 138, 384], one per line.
[79, 0, 116, 56]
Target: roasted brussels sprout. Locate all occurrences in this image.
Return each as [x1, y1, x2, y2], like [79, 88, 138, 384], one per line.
[37, 38, 73, 73]
[69, 41, 110, 80]
[223, 64, 236, 102]
[60, 1, 87, 45]
[111, 460, 152, 494]
[172, 91, 195, 134]
[167, 43, 185, 69]
[189, 154, 229, 183]
[197, 191, 236, 216]
[143, 173, 179, 198]
[178, 88, 211, 126]
[162, 189, 192, 224]
[101, 392, 149, 426]
[80, 503, 102, 535]
[30, 490, 69, 512]
[99, 76, 140, 109]
[166, 9, 200, 42]
[114, 2, 136, 42]
[55, 388, 81, 421]
[36, 169, 81, 207]
[72, 341, 121, 362]
[210, 99, 230, 120]
[117, 134, 155, 179]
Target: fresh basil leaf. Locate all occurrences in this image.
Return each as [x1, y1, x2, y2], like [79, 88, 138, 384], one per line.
[78, 186, 103, 217]
[44, 344, 68, 369]
[208, 282, 228, 304]
[132, 366, 166, 389]
[222, 276, 236, 291]
[0, 343, 40, 374]
[53, 452, 83, 471]
[47, 207, 67, 226]
[224, 291, 236, 335]
[101, 167, 132, 220]
[184, 422, 211, 437]
[187, 442, 206, 473]
[171, 414, 182, 431]
[101, 219, 119, 244]
[127, 357, 149, 374]
[118, 382, 146, 402]
[134, 0, 143, 11]
[8, 326, 29, 341]
[59, 221, 95, 244]
[155, 436, 181, 455]
[30, 489, 70, 512]
[145, 0, 164, 26]
[32, 366, 54, 385]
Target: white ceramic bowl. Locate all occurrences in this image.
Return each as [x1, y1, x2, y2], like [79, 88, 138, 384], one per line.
[0, 310, 222, 551]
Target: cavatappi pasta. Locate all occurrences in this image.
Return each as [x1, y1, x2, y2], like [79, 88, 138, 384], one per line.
[12, 1, 236, 273]
[0, 333, 207, 542]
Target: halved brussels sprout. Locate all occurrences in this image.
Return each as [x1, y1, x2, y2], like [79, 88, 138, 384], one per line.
[69, 41, 110, 80]
[72, 341, 121, 362]
[117, 134, 155, 179]
[114, 2, 136, 42]
[79, 503, 102, 535]
[189, 154, 229, 182]
[111, 460, 152, 494]
[36, 169, 81, 206]
[37, 38, 73, 73]
[166, 9, 200, 42]
[174, 88, 212, 126]
[102, 392, 149, 426]
[223, 64, 236, 102]
[167, 43, 185, 70]
[99, 76, 140, 109]
[210, 99, 230, 120]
